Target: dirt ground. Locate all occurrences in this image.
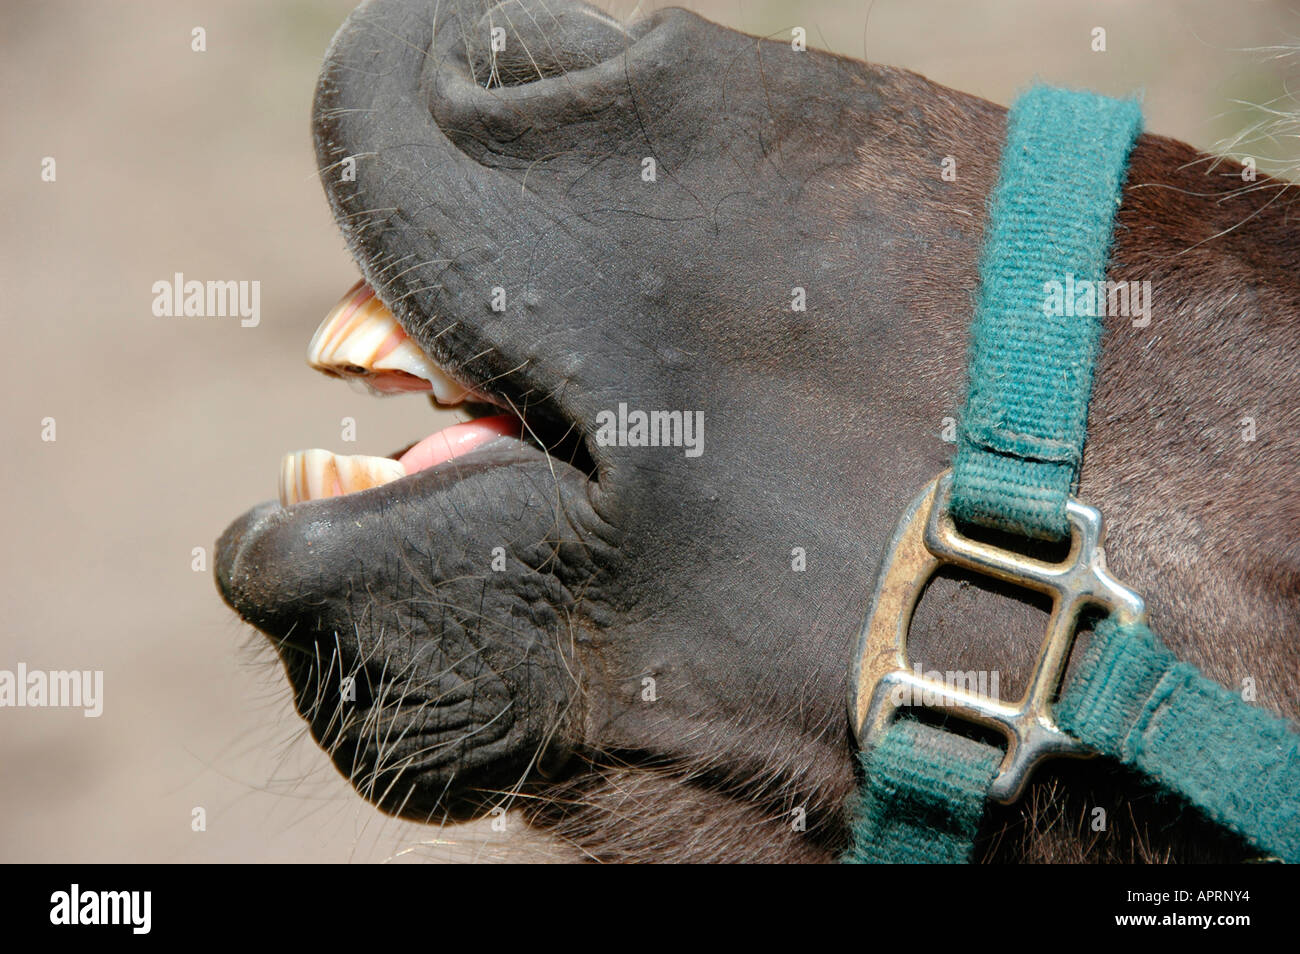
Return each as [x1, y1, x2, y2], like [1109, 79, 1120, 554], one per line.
[2, 0, 1294, 862]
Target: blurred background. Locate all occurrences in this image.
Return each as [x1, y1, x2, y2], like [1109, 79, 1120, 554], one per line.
[2, 0, 1296, 862]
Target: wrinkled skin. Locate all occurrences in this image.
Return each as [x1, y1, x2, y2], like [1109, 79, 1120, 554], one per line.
[216, 0, 1300, 861]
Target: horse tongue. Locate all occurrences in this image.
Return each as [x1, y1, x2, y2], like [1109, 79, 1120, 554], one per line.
[398, 415, 522, 474]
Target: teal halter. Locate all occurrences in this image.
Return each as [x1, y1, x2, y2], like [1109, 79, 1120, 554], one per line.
[844, 85, 1300, 864]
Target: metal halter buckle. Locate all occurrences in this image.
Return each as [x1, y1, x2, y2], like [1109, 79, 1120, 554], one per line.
[849, 470, 1147, 804]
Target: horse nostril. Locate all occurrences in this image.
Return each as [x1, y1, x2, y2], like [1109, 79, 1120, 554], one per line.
[469, 0, 631, 87]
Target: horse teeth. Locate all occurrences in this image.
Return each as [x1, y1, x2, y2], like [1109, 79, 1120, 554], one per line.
[307, 280, 476, 404]
[279, 449, 406, 506]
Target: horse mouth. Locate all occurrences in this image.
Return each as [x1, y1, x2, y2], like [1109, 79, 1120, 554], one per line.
[276, 278, 595, 509]
[213, 267, 599, 820]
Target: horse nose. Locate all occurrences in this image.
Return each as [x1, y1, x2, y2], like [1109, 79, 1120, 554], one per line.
[468, 0, 632, 87]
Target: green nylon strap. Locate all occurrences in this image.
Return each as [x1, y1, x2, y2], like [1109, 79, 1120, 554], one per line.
[950, 86, 1143, 540]
[844, 84, 1300, 865]
[1058, 618, 1300, 863]
[842, 719, 1000, 864]
[846, 84, 1143, 865]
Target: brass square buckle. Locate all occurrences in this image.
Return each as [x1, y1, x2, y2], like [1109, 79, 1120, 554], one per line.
[849, 470, 1146, 803]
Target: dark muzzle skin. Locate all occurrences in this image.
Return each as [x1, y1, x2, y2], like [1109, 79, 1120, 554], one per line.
[217, 0, 1300, 861]
[215, 442, 594, 818]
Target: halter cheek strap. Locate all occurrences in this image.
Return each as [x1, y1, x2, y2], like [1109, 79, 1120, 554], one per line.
[844, 85, 1300, 864]
[949, 88, 1139, 540]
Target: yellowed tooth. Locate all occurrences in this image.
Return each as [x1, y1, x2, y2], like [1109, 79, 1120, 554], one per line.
[279, 449, 406, 506]
[308, 280, 475, 404]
